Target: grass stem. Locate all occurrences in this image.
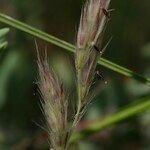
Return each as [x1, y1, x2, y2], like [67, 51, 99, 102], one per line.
[0, 13, 149, 85]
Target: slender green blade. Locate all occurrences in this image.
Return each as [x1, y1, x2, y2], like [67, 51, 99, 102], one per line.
[0, 13, 149, 85]
[0, 41, 8, 49]
[0, 27, 9, 50]
[0, 27, 9, 38]
[70, 97, 150, 142]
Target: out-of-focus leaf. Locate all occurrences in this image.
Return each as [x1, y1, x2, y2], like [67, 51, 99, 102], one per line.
[0, 28, 9, 50]
[140, 110, 150, 138]
[51, 53, 74, 87]
[0, 28, 9, 38]
[125, 80, 150, 96]
[141, 43, 150, 58]
[0, 41, 8, 49]
[79, 141, 99, 150]
[0, 51, 20, 109]
[71, 97, 150, 142]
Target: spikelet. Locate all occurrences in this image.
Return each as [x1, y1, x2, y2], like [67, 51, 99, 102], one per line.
[77, 0, 110, 49]
[37, 51, 69, 150]
[75, 0, 111, 123]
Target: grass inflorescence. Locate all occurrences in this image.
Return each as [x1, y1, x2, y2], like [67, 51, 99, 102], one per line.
[37, 0, 111, 149]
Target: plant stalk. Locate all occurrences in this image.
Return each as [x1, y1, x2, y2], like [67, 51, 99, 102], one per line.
[0, 13, 149, 85]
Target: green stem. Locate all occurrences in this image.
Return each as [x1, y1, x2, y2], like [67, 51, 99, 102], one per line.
[73, 68, 82, 127]
[0, 13, 74, 52]
[99, 59, 150, 85]
[70, 97, 150, 143]
[0, 13, 149, 85]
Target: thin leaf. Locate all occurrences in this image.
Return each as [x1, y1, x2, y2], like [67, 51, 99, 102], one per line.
[70, 97, 150, 143]
[0, 28, 9, 38]
[0, 27, 9, 50]
[0, 13, 149, 85]
[0, 41, 8, 49]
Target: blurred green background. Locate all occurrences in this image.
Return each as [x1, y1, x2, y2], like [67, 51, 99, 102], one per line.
[0, 0, 150, 149]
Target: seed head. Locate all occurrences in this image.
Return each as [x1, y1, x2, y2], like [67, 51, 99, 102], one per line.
[75, 0, 111, 109]
[37, 51, 69, 150]
[77, 0, 111, 49]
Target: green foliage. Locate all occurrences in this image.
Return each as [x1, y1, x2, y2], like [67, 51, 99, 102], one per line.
[70, 97, 150, 142]
[0, 51, 20, 109]
[0, 28, 9, 50]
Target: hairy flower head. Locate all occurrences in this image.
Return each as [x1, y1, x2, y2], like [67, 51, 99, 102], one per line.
[37, 51, 69, 150]
[75, 0, 111, 112]
[77, 0, 110, 49]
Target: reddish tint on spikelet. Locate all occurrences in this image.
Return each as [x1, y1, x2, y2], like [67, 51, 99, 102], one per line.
[37, 51, 69, 150]
[75, 0, 111, 108]
[77, 0, 111, 49]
